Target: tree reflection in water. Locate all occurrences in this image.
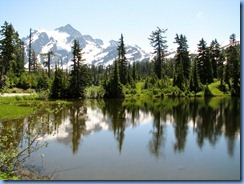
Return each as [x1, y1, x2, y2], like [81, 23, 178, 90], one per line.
[148, 110, 165, 158]
[69, 101, 87, 154]
[102, 99, 126, 154]
[0, 97, 240, 159]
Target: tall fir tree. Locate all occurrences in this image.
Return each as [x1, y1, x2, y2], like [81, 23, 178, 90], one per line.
[217, 51, 225, 86]
[174, 58, 187, 91]
[0, 21, 24, 78]
[117, 34, 128, 85]
[69, 39, 88, 98]
[41, 50, 54, 78]
[225, 34, 240, 96]
[51, 68, 64, 98]
[173, 34, 190, 90]
[197, 38, 213, 84]
[189, 58, 202, 93]
[132, 62, 137, 81]
[103, 60, 124, 98]
[31, 50, 38, 73]
[174, 34, 191, 79]
[209, 39, 221, 78]
[149, 27, 168, 79]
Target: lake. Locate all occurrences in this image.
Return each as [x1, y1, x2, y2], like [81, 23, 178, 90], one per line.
[0, 97, 240, 180]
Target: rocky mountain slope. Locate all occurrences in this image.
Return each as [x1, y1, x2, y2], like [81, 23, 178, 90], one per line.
[22, 24, 150, 69]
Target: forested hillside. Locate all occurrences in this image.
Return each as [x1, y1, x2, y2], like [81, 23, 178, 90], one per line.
[0, 21, 240, 98]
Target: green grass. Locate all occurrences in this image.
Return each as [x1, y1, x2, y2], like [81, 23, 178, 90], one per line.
[0, 96, 36, 121]
[0, 103, 33, 121]
[0, 95, 72, 122]
[208, 80, 229, 96]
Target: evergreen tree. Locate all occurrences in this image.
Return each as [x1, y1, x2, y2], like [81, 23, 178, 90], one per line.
[37, 70, 50, 91]
[41, 50, 54, 77]
[173, 34, 190, 90]
[189, 58, 202, 93]
[226, 34, 240, 96]
[51, 68, 64, 98]
[217, 51, 225, 86]
[0, 21, 24, 77]
[103, 60, 124, 98]
[149, 27, 168, 79]
[69, 39, 88, 98]
[31, 50, 38, 73]
[174, 58, 187, 91]
[197, 38, 213, 84]
[132, 62, 137, 81]
[0, 21, 14, 77]
[117, 34, 128, 85]
[209, 39, 221, 78]
[224, 59, 231, 89]
[174, 34, 191, 79]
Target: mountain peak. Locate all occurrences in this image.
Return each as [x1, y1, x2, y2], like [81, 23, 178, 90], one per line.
[55, 24, 82, 37]
[22, 24, 150, 67]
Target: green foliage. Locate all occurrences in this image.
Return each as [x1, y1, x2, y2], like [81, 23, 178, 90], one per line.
[85, 86, 105, 99]
[68, 40, 89, 98]
[225, 34, 240, 96]
[189, 58, 202, 93]
[0, 103, 33, 121]
[4, 68, 19, 88]
[0, 171, 19, 180]
[0, 21, 24, 78]
[204, 85, 213, 97]
[149, 27, 168, 79]
[173, 59, 188, 91]
[0, 95, 42, 121]
[197, 38, 213, 84]
[210, 39, 221, 78]
[0, 21, 240, 99]
[103, 60, 124, 98]
[117, 34, 128, 85]
[174, 34, 191, 79]
[19, 72, 38, 90]
[36, 71, 50, 91]
[0, 126, 19, 173]
[0, 120, 49, 180]
[51, 68, 65, 99]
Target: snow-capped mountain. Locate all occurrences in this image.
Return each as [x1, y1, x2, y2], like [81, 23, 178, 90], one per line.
[22, 24, 150, 68]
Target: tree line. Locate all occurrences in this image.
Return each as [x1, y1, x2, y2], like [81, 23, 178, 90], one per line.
[0, 21, 240, 98]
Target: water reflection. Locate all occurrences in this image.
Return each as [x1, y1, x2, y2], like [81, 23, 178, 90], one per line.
[101, 99, 126, 154]
[0, 97, 240, 159]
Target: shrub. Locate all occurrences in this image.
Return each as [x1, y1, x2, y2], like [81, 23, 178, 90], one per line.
[204, 85, 213, 97]
[85, 86, 105, 99]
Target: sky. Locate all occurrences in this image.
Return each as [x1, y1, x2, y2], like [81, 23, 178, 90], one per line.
[0, 0, 241, 53]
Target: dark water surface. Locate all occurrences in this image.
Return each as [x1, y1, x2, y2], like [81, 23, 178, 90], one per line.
[1, 97, 240, 180]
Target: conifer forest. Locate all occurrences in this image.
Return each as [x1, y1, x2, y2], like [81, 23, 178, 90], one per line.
[0, 22, 240, 99]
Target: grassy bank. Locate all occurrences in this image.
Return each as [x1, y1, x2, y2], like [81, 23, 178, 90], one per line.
[0, 94, 71, 122]
[0, 95, 40, 121]
[123, 80, 230, 100]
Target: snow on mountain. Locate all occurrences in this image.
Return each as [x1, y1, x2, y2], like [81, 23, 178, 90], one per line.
[22, 24, 150, 68]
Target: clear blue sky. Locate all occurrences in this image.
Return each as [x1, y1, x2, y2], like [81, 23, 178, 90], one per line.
[0, 0, 241, 52]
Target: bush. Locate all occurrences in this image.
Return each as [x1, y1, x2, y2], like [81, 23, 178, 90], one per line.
[19, 73, 38, 90]
[85, 86, 105, 99]
[218, 84, 228, 93]
[153, 88, 161, 95]
[204, 85, 213, 97]
[37, 90, 50, 100]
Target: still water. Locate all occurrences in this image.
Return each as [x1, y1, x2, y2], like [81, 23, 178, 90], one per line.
[1, 97, 240, 180]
